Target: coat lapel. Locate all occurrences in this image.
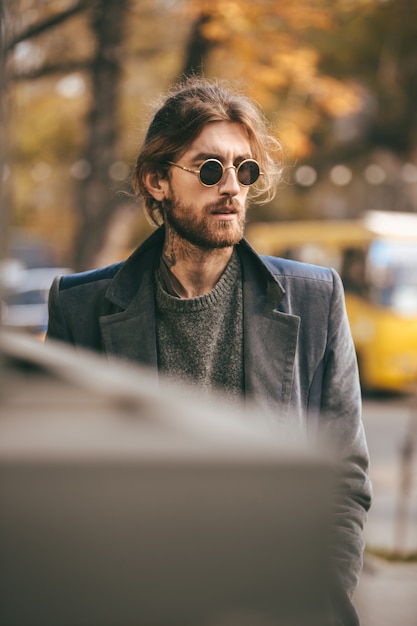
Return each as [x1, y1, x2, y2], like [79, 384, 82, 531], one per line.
[240, 244, 300, 423]
[98, 230, 162, 372]
[99, 283, 158, 369]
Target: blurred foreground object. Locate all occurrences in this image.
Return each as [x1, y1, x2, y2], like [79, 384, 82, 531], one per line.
[0, 331, 336, 626]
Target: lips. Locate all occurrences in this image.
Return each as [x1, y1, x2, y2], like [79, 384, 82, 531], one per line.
[211, 202, 237, 214]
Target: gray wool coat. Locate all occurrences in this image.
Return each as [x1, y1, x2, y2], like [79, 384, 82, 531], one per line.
[47, 226, 372, 607]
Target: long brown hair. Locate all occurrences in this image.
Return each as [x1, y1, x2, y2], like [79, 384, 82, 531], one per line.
[133, 76, 282, 227]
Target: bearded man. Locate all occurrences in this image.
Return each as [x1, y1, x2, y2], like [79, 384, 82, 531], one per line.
[47, 77, 371, 625]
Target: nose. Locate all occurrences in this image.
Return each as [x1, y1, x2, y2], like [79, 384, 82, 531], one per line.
[218, 166, 240, 196]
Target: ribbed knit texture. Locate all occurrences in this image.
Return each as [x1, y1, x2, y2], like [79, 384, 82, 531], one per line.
[155, 250, 244, 400]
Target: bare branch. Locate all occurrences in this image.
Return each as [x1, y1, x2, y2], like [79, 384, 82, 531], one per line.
[5, 0, 91, 52]
[7, 60, 91, 82]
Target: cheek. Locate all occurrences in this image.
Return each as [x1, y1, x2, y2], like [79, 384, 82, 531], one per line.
[168, 175, 202, 200]
[238, 187, 250, 203]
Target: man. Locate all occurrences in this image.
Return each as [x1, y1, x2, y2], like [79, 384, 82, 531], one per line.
[47, 77, 371, 623]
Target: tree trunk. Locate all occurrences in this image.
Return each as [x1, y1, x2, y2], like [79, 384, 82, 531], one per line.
[72, 0, 129, 271]
[181, 12, 215, 78]
[0, 0, 9, 261]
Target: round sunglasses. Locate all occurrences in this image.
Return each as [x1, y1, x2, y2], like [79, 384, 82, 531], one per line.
[167, 158, 262, 187]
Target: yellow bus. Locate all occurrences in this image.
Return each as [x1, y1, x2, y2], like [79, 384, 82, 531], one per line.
[246, 210, 417, 393]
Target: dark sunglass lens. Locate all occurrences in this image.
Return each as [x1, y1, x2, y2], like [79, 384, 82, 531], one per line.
[200, 160, 223, 185]
[238, 160, 260, 185]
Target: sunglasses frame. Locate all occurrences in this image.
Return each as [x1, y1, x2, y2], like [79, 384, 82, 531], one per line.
[167, 158, 262, 187]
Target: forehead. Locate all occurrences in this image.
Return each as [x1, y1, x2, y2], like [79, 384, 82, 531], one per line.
[183, 121, 252, 160]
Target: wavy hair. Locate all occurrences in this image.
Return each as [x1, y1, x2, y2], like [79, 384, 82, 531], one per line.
[133, 76, 283, 227]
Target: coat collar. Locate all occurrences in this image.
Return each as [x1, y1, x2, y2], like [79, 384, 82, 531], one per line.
[104, 227, 165, 309]
[238, 241, 300, 423]
[99, 228, 164, 369]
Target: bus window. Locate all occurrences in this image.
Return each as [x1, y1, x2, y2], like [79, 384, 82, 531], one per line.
[367, 240, 417, 315]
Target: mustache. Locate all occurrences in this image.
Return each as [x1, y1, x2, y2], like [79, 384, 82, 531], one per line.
[206, 198, 243, 212]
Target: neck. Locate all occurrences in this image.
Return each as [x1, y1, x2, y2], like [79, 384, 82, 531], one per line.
[162, 229, 234, 298]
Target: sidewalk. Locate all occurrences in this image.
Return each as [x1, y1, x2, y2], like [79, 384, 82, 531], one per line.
[357, 397, 417, 625]
[355, 554, 417, 626]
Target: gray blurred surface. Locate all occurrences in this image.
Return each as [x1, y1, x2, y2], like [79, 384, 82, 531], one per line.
[354, 395, 417, 626]
[4, 332, 415, 626]
[355, 556, 417, 626]
[0, 331, 335, 626]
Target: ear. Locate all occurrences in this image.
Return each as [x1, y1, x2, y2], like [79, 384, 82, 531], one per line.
[142, 170, 169, 201]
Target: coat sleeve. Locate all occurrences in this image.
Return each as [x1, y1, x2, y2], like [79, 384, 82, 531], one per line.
[319, 269, 372, 599]
[46, 276, 74, 344]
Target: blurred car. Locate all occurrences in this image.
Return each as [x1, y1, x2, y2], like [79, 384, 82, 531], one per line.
[0, 266, 71, 339]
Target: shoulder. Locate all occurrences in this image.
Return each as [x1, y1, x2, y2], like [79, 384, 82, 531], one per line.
[238, 239, 344, 303]
[57, 262, 125, 292]
[47, 261, 128, 345]
[56, 227, 165, 293]
[260, 255, 335, 285]
[57, 226, 165, 295]
[259, 255, 346, 315]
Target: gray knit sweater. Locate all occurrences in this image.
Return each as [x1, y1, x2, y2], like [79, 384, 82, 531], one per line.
[155, 250, 244, 400]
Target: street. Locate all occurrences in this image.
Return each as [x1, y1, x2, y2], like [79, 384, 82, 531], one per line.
[361, 393, 417, 554]
[354, 393, 417, 626]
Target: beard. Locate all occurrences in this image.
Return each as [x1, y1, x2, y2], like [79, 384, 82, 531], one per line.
[162, 191, 247, 250]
